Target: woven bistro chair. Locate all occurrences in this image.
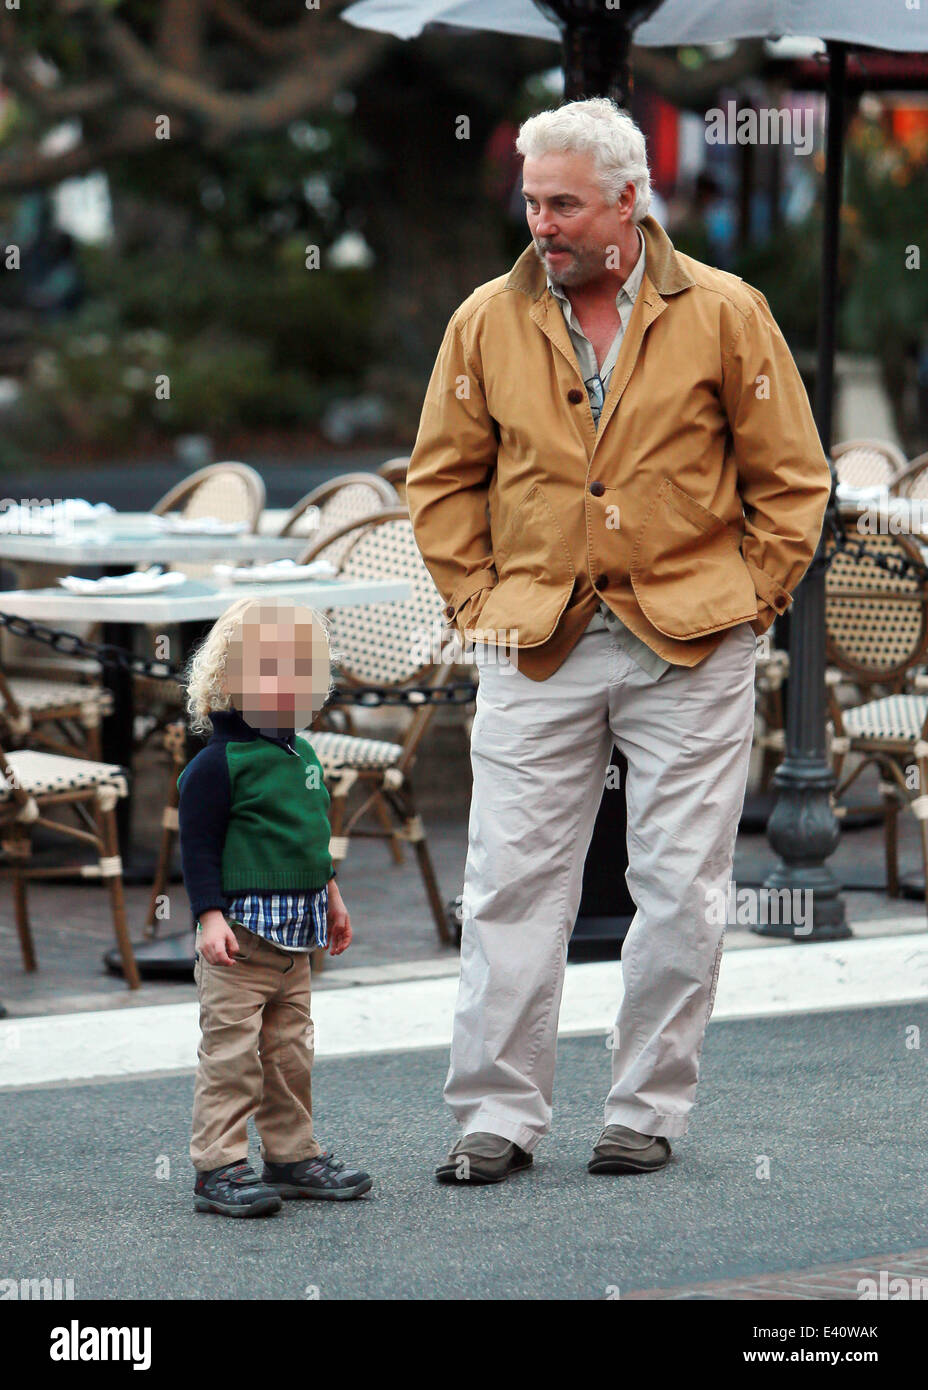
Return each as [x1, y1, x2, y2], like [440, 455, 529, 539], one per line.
[277, 473, 406, 740]
[831, 438, 907, 491]
[298, 509, 458, 952]
[0, 666, 112, 761]
[0, 741, 140, 988]
[824, 515, 928, 910]
[376, 457, 410, 503]
[141, 718, 187, 939]
[890, 451, 928, 501]
[152, 460, 266, 535]
[276, 472, 400, 562]
[752, 638, 789, 791]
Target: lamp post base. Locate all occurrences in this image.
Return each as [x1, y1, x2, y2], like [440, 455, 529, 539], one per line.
[758, 757, 851, 941]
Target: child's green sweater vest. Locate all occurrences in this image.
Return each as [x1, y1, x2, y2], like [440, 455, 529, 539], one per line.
[221, 736, 333, 894]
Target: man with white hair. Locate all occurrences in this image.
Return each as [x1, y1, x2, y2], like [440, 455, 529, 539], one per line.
[406, 98, 831, 1185]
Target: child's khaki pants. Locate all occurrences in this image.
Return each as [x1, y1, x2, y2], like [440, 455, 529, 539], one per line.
[190, 920, 323, 1171]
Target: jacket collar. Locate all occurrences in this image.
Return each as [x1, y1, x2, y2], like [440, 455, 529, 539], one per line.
[209, 706, 296, 749]
[505, 213, 694, 302]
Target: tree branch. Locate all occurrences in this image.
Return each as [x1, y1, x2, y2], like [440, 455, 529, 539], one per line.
[208, 0, 317, 58]
[0, 15, 115, 117]
[90, 10, 387, 141]
[157, 0, 206, 75]
[0, 0, 392, 191]
[0, 110, 167, 193]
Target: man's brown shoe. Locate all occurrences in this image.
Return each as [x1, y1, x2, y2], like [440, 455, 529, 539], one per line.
[436, 1131, 533, 1185]
[588, 1124, 672, 1174]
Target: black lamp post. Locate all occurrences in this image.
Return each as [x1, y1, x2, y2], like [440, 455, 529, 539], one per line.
[757, 41, 850, 941]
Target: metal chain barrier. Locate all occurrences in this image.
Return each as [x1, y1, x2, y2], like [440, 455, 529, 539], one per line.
[821, 500, 928, 584]
[0, 609, 478, 707]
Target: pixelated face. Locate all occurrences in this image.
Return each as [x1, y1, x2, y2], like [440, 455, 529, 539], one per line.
[222, 600, 330, 734]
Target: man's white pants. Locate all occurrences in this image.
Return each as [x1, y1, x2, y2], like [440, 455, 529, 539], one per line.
[445, 620, 757, 1150]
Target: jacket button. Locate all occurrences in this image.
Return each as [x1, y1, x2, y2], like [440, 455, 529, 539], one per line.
[567, 387, 584, 404]
[589, 481, 605, 497]
[594, 574, 609, 590]
[445, 604, 454, 617]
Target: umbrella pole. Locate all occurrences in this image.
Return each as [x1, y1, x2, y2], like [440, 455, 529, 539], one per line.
[758, 41, 851, 940]
[562, 21, 632, 105]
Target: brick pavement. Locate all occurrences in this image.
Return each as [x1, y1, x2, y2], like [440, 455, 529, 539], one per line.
[623, 1248, 928, 1299]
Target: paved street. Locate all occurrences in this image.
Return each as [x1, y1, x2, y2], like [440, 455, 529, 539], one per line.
[2, 1004, 925, 1300]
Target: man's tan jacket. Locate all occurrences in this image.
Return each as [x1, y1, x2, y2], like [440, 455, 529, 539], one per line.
[405, 214, 832, 682]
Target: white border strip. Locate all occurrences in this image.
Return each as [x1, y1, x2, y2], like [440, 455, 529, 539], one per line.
[1, 936, 926, 1089]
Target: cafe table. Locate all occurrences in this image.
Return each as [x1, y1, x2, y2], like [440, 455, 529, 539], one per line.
[0, 510, 309, 568]
[0, 572, 411, 979]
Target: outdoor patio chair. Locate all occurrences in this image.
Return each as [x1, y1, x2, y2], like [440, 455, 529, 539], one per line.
[0, 666, 112, 762]
[140, 718, 187, 939]
[831, 438, 906, 490]
[151, 460, 266, 534]
[824, 516, 928, 910]
[889, 450, 928, 500]
[0, 741, 140, 988]
[753, 639, 789, 791]
[276, 472, 400, 563]
[376, 456, 410, 502]
[298, 508, 459, 957]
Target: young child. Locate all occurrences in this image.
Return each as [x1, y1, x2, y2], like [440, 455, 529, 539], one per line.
[178, 595, 372, 1217]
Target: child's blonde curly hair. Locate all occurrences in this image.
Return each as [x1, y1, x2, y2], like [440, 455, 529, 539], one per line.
[184, 596, 337, 736]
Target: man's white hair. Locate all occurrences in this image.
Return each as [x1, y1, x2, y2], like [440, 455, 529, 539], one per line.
[515, 97, 652, 222]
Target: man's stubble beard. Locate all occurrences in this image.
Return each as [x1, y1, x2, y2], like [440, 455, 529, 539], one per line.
[533, 238, 615, 290]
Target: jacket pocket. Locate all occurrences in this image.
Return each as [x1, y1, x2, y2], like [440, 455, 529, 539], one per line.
[464, 482, 575, 649]
[630, 478, 758, 639]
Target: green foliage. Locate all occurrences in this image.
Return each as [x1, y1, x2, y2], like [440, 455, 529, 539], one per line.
[7, 243, 373, 452]
[721, 116, 928, 374]
[729, 214, 825, 351]
[839, 117, 928, 356]
[1, 55, 379, 458]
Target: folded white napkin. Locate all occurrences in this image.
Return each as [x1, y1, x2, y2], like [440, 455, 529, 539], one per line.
[159, 515, 250, 534]
[58, 566, 188, 595]
[0, 499, 115, 533]
[835, 483, 891, 502]
[212, 557, 339, 583]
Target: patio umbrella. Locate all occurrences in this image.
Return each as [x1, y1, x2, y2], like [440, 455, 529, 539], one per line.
[343, 0, 926, 98]
[343, 0, 928, 939]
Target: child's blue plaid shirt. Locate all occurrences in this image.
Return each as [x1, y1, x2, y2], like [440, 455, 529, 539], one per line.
[226, 887, 328, 953]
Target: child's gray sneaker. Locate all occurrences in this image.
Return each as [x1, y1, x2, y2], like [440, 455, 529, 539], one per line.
[262, 1152, 373, 1200]
[194, 1160, 283, 1216]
